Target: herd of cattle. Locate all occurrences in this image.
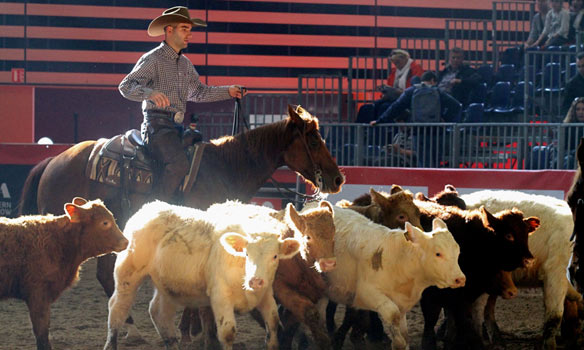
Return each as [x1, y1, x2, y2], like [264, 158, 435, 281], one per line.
[1, 185, 583, 350]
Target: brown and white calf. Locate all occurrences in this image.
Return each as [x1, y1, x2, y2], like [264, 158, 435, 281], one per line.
[104, 200, 301, 350]
[0, 197, 128, 350]
[321, 204, 465, 350]
[462, 190, 582, 349]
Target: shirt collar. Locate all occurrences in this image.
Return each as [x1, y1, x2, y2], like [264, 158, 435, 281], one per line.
[159, 41, 181, 59]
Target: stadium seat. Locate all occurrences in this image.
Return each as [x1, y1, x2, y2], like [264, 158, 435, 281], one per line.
[468, 82, 488, 104]
[465, 103, 485, 123]
[537, 62, 562, 93]
[477, 64, 494, 87]
[486, 81, 513, 114]
[495, 64, 516, 84]
[511, 81, 534, 113]
[500, 46, 522, 67]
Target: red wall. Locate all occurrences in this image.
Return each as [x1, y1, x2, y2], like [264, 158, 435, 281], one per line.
[0, 86, 34, 143]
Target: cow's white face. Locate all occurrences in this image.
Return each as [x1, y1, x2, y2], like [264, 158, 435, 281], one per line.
[407, 219, 465, 289]
[220, 232, 300, 291]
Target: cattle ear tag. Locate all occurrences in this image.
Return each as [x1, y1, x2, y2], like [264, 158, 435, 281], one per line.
[279, 238, 301, 259]
[219, 232, 248, 257]
[64, 203, 82, 223]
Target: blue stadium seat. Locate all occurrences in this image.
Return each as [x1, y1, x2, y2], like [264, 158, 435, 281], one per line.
[477, 64, 494, 87]
[537, 62, 562, 93]
[500, 46, 522, 67]
[465, 103, 485, 123]
[468, 82, 487, 104]
[486, 81, 513, 114]
[511, 81, 534, 113]
[495, 64, 516, 84]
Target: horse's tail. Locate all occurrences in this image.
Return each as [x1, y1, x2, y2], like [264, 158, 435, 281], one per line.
[17, 157, 54, 215]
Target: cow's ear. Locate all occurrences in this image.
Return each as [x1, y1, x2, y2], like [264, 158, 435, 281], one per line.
[220, 232, 248, 257]
[279, 238, 301, 259]
[432, 218, 448, 231]
[480, 206, 497, 230]
[444, 184, 457, 193]
[405, 222, 419, 243]
[319, 200, 334, 216]
[524, 217, 540, 235]
[64, 203, 83, 223]
[72, 197, 88, 206]
[390, 184, 404, 194]
[415, 192, 429, 201]
[285, 203, 305, 234]
[370, 188, 389, 207]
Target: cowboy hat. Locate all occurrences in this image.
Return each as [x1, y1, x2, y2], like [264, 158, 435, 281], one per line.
[147, 6, 207, 37]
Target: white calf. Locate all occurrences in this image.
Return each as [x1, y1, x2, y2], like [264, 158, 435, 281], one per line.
[462, 190, 581, 349]
[322, 205, 465, 350]
[103, 200, 301, 350]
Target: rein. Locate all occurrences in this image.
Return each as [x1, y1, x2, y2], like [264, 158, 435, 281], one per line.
[231, 98, 324, 204]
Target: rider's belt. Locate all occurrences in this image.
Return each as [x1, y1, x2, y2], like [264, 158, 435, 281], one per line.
[144, 110, 185, 124]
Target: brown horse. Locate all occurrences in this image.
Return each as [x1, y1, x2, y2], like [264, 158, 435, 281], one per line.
[566, 137, 584, 293]
[18, 104, 344, 334]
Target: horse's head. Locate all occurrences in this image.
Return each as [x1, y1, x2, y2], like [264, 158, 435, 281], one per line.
[283, 104, 344, 194]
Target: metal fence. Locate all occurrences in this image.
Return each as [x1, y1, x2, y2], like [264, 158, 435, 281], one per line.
[521, 50, 577, 122]
[298, 74, 347, 122]
[491, 0, 534, 62]
[347, 56, 391, 120]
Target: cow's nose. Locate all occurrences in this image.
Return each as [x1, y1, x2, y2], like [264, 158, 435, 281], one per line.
[454, 276, 466, 287]
[249, 277, 264, 290]
[319, 258, 337, 272]
[503, 288, 518, 299]
[523, 257, 534, 268]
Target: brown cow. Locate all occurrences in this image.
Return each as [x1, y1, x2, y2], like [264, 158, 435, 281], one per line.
[275, 201, 336, 349]
[0, 197, 128, 350]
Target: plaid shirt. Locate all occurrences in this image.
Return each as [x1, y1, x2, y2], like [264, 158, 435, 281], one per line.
[119, 41, 231, 114]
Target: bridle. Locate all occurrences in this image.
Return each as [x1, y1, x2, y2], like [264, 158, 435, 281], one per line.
[232, 98, 325, 204]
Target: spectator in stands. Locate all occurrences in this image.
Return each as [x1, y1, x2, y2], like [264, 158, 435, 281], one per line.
[371, 71, 462, 167]
[533, 0, 570, 48]
[437, 47, 482, 107]
[562, 52, 584, 114]
[569, 0, 584, 43]
[355, 49, 423, 123]
[118, 6, 246, 203]
[562, 96, 584, 168]
[525, 0, 550, 49]
[383, 117, 416, 167]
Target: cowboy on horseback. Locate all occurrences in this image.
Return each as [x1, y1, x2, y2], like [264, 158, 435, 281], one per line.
[119, 6, 246, 203]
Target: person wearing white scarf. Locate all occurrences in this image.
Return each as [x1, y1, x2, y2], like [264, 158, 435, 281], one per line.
[390, 50, 413, 91]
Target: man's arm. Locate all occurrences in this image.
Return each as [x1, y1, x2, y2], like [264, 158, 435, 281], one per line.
[118, 55, 156, 103]
[371, 88, 413, 125]
[187, 65, 233, 103]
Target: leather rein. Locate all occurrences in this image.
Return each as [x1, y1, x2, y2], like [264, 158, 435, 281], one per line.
[232, 98, 324, 203]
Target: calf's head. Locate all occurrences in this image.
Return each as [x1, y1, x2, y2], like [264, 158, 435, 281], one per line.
[220, 232, 300, 291]
[482, 206, 539, 271]
[286, 201, 336, 272]
[407, 218, 465, 289]
[341, 186, 422, 230]
[488, 270, 518, 299]
[415, 184, 467, 210]
[64, 197, 128, 258]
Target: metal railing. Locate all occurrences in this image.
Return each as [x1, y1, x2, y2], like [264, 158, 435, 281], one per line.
[197, 109, 584, 170]
[397, 38, 445, 73]
[491, 0, 535, 61]
[298, 75, 347, 122]
[347, 56, 391, 120]
[445, 19, 495, 67]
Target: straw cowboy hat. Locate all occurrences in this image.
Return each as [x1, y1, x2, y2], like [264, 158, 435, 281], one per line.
[147, 6, 207, 37]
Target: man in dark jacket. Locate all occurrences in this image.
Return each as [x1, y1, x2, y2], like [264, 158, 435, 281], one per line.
[437, 47, 482, 107]
[562, 52, 584, 115]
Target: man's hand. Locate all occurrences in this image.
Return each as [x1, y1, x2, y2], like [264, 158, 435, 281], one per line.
[229, 85, 248, 99]
[370, 120, 378, 126]
[451, 78, 462, 85]
[148, 91, 170, 108]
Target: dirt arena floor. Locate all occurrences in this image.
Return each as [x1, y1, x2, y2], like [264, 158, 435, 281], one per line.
[0, 257, 559, 350]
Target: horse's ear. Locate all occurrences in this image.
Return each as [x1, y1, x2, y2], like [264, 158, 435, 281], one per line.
[288, 104, 303, 125]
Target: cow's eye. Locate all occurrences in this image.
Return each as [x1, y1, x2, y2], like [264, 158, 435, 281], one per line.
[102, 221, 111, 228]
[307, 235, 312, 241]
[273, 255, 278, 260]
[398, 215, 406, 221]
[505, 233, 515, 242]
[436, 252, 442, 257]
